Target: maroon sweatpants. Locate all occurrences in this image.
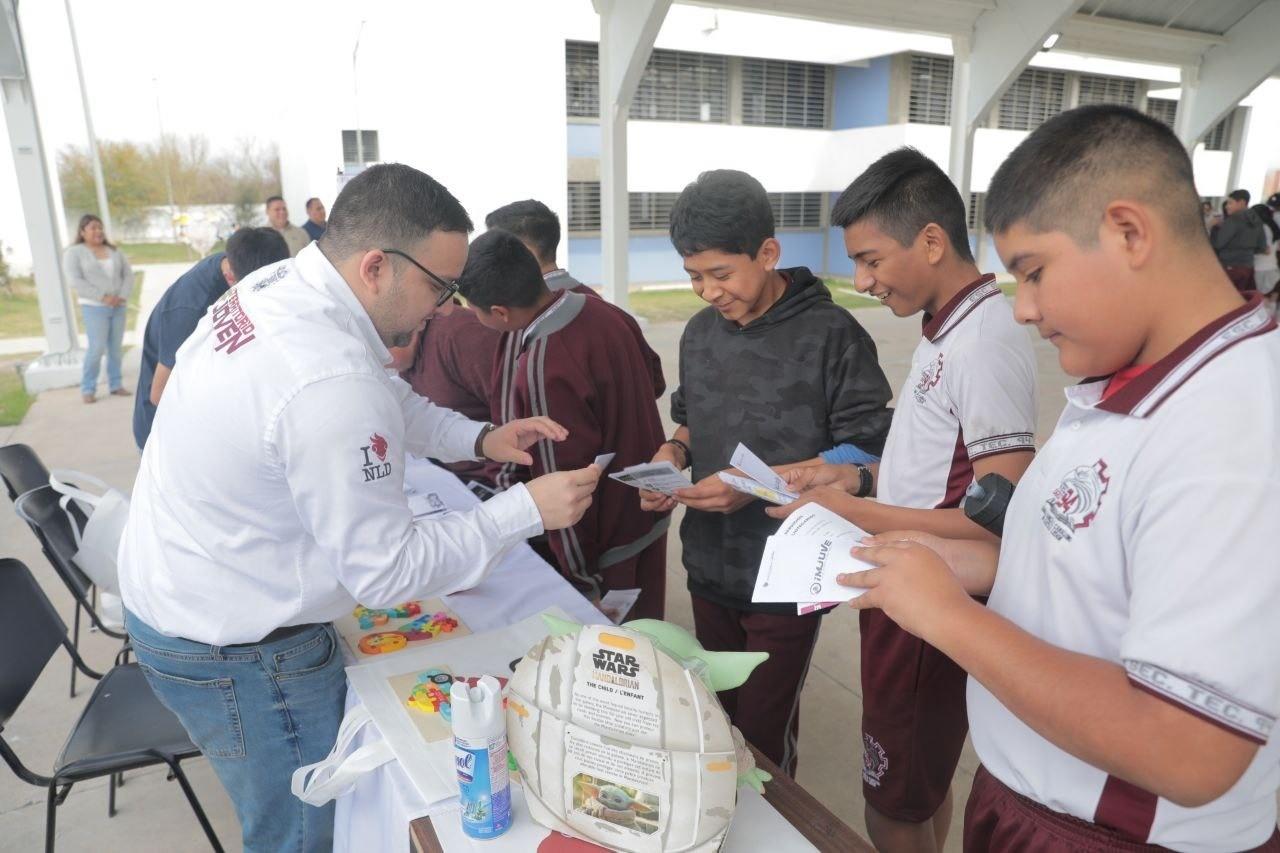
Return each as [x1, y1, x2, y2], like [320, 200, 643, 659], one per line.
[964, 765, 1280, 852]
[599, 533, 667, 622]
[690, 594, 823, 777]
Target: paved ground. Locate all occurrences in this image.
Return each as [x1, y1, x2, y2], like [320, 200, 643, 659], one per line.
[0, 289, 1076, 851]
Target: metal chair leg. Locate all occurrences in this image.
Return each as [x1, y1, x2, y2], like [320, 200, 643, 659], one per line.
[107, 771, 116, 817]
[89, 586, 99, 633]
[169, 762, 223, 853]
[69, 604, 81, 699]
[45, 780, 57, 853]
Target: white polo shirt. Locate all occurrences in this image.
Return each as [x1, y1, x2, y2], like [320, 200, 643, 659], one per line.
[969, 297, 1280, 851]
[119, 243, 544, 646]
[876, 275, 1037, 510]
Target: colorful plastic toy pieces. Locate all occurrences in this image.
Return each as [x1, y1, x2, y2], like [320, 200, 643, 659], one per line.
[354, 602, 423, 630]
[398, 611, 460, 641]
[406, 671, 510, 722]
[358, 632, 409, 656]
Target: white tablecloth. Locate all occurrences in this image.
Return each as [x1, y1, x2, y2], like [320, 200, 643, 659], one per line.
[333, 458, 815, 852]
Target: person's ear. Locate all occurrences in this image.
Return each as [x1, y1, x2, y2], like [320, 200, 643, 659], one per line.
[357, 249, 391, 296]
[1100, 200, 1154, 269]
[758, 237, 782, 272]
[220, 257, 237, 286]
[919, 223, 949, 266]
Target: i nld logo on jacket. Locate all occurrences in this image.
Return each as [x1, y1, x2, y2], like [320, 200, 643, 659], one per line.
[360, 433, 392, 482]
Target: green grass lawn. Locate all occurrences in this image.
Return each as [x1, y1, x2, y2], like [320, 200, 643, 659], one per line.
[0, 367, 33, 426]
[0, 271, 146, 339]
[120, 242, 200, 265]
[628, 278, 882, 323]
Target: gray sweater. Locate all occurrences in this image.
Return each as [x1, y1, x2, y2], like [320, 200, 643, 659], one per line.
[1211, 210, 1268, 268]
[63, 243, 134, 304]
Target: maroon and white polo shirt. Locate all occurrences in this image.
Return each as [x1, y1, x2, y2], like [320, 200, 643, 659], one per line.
[969, 297, 1280, 851]
[876, 274, 1037, 510]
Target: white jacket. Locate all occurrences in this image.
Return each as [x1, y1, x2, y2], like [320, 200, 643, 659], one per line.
[119, 243, 543, 645]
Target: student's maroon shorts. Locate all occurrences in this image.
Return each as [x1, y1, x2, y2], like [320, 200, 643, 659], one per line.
[860, 608, 970, 822]
[964, 765, 1280, 852]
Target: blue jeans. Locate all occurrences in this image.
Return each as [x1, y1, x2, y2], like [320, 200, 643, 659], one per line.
[80, 302, 126, 394]
[125, 611, 347, 852]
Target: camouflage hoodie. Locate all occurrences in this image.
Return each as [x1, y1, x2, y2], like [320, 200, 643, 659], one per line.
[671, 267, 893, 612]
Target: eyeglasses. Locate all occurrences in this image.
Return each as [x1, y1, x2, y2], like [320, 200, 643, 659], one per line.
[381, 248, 459, 308]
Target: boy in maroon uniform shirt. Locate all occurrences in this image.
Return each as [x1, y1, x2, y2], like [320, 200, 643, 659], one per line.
[459, 228, 669, 619]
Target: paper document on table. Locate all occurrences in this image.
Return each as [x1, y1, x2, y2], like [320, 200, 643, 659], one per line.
[718, 472, 796, 506]
[751, 503, 874, 604]
[609, 461, 692, 495]
[730, 443, 798, 501]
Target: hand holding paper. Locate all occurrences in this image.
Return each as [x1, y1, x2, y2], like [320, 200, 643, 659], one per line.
[609, 461, 693, 496]
[751, 503, 875, 605]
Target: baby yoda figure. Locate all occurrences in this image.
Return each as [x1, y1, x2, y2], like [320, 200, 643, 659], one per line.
[580, 783, 658, 828]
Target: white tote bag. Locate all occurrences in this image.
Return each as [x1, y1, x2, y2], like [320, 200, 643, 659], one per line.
[48, 470, 130, 626]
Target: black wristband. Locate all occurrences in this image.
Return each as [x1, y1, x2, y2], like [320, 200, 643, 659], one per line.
[665, 438, 692, 470]
[475, 423, 498, 460]
[854, 464, 873, 498]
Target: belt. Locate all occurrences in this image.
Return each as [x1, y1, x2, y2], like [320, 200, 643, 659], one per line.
[226, 622, 325, 649]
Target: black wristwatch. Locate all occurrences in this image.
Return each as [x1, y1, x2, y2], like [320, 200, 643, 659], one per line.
[665, 438, 692, 470]
[475, 423, 498, 460]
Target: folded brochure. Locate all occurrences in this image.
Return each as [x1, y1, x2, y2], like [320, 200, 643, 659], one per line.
[608, 460, 693, 495]
[751, 503, 874, 604]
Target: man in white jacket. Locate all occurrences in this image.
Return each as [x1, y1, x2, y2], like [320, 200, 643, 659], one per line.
[119, 164, 598, 852]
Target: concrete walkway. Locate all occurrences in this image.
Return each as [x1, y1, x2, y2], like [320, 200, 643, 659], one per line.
[0, 298, 1077, 851]
[0, 263, 192, 357]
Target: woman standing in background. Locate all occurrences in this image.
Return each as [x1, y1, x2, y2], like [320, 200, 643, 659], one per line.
[63, 214, 133, 403]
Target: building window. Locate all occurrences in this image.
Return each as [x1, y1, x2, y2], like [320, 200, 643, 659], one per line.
[1145, 97, 1178, 129]
[967, 192, 986, 231]
[341, 130, 379, 167]
[629, 192, 681, 230]
[997, 68, 1066, 131]
[631, 48, 728, 122]
[907, 54, 953, 125]
[1203, 108, 1237, 151]
[566, 42, 728, 123]
[769, 192, 823, 228]
[566, 41, 600, 119]
[1076, 74, 1140, 108]
[568, 181, 601, 231]
[741, 59, 828, 128]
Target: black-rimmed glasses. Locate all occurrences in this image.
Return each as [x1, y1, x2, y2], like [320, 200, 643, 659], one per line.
[381, 248, 459, 308]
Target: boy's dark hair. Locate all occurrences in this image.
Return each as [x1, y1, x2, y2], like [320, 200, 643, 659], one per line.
[831, 147, 974, 262]
[1228, 189, 1251, 204]
[669, 169, 774, 258]
[458, 229, 546, 311]
[485, 200, 560, 265]
[319, 163, 473, 259]
[305, 197, 322, 210]
[225, 227, 290, 280]
[985, 104, 1203, 244]
[265, 195, 284, 207]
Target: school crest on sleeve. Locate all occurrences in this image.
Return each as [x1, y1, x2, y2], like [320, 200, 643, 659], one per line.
[1041, 460, 1111, 541]
[912, 353, 944, 403]
[359, 433, 393, 482]
[862, 733, 888, 788]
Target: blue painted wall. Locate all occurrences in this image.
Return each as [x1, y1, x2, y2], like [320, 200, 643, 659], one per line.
[832, 56, 892, 130]
[567, 122, 601, 159]
[568, 230, 830, 285]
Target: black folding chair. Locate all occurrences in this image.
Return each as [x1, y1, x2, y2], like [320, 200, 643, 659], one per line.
[0, 558, 222, 852]
[13, 485, 128, 698]
[0, 442, 50, 501]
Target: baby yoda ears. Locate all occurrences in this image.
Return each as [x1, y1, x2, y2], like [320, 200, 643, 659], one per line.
[623, 619, 769, 693]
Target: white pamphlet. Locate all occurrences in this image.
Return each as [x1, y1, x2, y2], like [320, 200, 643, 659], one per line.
[609, 461, 693, 495]
[751, 503, 874, 604]
[592, 452, 616, 471]
[597, 587, 641, 624]
[729, 443, 798, 501]
[718, 471, 796, 506]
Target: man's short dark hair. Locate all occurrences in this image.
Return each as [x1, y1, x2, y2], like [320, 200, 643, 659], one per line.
[458, 229, 546, 311]
[831, 147, 974, 262]
[305, 197, 322, 210]
[669, 169, 774, 258]
[265, 195, 284, 207]
[319, 163, 473, 259]
[225, 227, 290, 280]
[1228, 189, 1251, 204]
[985, 104, 1203, 244]
[485, 200, 560, 265]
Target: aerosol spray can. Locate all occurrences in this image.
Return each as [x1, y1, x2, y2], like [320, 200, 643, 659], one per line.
[451, 675, 511, 839]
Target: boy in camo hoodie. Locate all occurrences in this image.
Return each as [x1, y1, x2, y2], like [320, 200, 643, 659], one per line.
[639, 169, 893, 777]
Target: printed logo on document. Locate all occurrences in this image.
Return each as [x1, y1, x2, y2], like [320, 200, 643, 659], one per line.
[1041, 459, 1111, 541]
[912, 353, 944, 403]
[359, 432, 393, 482]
